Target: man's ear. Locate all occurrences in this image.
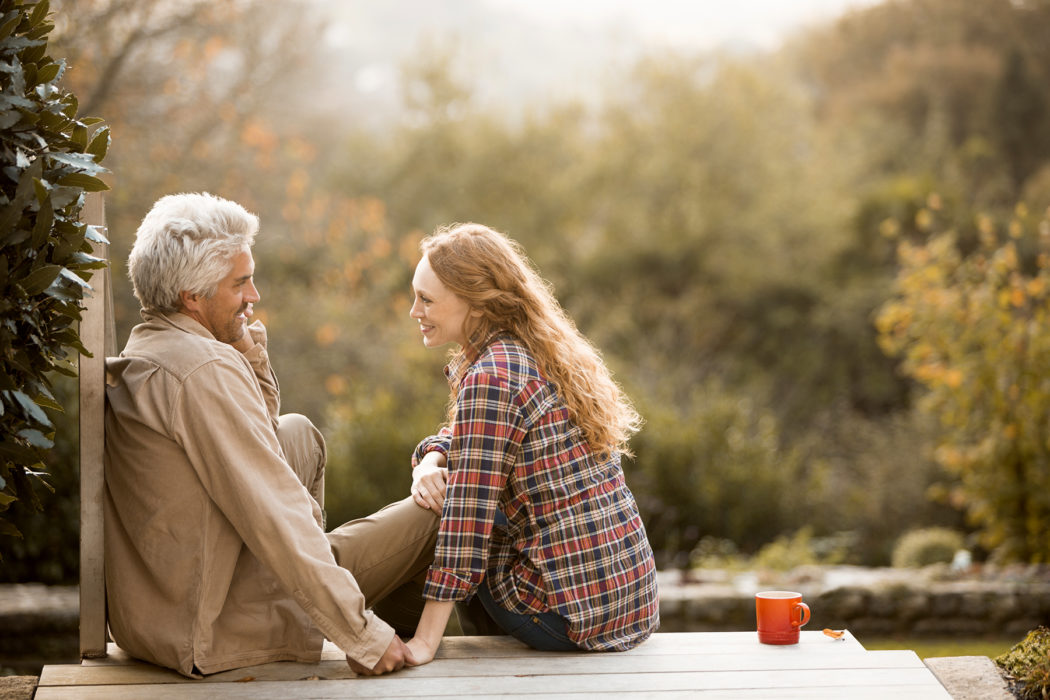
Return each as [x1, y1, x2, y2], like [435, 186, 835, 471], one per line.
[179, 290, 201, 313]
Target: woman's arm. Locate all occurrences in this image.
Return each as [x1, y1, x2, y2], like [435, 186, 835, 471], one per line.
[405, 600, 456, 665]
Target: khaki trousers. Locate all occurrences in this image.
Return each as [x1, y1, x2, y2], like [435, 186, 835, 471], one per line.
[277, 413, 439, 636]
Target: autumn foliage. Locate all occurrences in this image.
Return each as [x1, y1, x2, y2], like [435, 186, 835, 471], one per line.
[878, 205, 1050, 563]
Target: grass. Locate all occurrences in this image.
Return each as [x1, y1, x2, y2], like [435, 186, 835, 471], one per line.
[863, 635, 1019, 659]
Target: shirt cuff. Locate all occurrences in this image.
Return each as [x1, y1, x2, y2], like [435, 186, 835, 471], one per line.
[423, 567, 480, 601]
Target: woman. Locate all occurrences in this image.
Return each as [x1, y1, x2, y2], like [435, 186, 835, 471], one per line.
[404, 223, 658, 663]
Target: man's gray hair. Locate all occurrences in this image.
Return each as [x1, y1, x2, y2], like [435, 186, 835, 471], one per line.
[128, 192, 259, 313]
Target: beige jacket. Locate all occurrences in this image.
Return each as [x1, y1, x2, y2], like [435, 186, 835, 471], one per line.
[103, 311, 393, 676]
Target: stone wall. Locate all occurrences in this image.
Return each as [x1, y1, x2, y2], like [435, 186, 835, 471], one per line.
[658, 576, 1050, 639]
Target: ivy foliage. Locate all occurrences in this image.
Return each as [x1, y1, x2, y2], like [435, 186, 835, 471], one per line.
[0, 0, 108, 547]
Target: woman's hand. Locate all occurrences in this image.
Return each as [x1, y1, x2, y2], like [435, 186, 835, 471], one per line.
[411, 452, 448, 512]
[404, 635, 440, 666]
[405, 600, 455, 666]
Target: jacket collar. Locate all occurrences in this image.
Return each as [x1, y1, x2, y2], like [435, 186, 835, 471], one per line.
[140, 308, 217, 341]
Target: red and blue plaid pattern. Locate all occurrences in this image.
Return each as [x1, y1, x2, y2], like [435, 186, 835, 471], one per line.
[413, 335, 659, 651]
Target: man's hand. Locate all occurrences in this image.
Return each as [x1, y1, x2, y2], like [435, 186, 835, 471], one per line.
[230, 317, 259, 354]
[411, 453, 448, 512]
[346, 635, 417, 676]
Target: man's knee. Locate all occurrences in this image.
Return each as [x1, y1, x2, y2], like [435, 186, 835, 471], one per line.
[277, 413, 326, 513]
[277, 413, 325, 469]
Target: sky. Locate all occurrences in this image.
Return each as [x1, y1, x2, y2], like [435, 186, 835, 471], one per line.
[320, 0, 887, 124]
[482, 0, 882, 51]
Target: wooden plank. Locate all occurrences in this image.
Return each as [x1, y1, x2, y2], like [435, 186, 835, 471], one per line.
[39, 649, 930, 688]
[32, 667, 953, 699]
[78, 191, 109, 660]
[81, 631, 867, 667]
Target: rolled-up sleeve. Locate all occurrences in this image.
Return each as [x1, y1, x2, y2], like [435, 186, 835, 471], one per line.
[411, 426, 452, 468]
[172, 355, 394, 668]
[423, 371, 525, 601]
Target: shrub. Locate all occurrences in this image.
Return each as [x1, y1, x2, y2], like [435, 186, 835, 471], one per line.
[996, 627, 1050, 700]
[0, 0, 109, 547]
[891, 527, 965, 568]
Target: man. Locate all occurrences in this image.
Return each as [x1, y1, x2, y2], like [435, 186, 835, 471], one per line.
[104, 192, 437, 677]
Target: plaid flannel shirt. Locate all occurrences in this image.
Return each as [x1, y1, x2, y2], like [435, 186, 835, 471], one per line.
[412, 334, 659, 651]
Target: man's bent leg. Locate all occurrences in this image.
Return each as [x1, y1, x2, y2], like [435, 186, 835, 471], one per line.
[327, 498, 438, 633]
[277, 413, 326, 527]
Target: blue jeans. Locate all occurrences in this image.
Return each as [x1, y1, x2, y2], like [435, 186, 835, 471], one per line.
[475, 579, 578, 651]
[473, 510, 578, 652]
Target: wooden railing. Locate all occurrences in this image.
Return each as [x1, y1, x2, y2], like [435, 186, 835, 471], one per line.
[78, 191, 113, 659]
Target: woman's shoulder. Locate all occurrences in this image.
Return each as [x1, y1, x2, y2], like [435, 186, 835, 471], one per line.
[472, 334, 541, 384]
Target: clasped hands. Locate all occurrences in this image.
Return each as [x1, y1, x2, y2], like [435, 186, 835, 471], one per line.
[348, 453, 451, 675]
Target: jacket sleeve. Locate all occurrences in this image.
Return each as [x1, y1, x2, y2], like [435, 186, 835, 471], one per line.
[243, 320, 280, 430]
[171, 352, 394, 668]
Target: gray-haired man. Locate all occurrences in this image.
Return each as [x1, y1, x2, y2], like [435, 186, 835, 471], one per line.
[104, 192, 436, 677]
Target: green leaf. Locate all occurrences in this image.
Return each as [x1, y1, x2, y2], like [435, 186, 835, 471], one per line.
[50, 357, 78, 375]
[21, 42, 47, 65]
[30, 196, 53, 245]
[86, 126, 109, 161]
[0, 13, 21, 41]
[0, 492, 14, 507]
[8, 390, 51, 427]
[0, 440, 34, 466]
[34, 60, 59, 85]
[56, 172, 109, 192]
[50, 151, 105, 175]
[0, 519, 23, 538]
[84, 224, 108, 244]
[70, 122, 87, 151]
[18, 263, 60, 294]
[28, 0, 50, 28]
[25, 21, 54, 41]
[0, 108, 21, 130]
[17, 428, 52, 448]
[57, 266, 90, 288]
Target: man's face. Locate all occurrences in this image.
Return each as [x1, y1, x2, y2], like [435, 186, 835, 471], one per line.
[188, 249, 260, 344]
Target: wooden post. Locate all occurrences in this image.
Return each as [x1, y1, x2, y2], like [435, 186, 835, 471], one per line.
[78, 191, 112, 659]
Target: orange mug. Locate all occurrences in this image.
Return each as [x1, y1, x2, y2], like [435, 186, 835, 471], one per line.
[755, 590, 811, 645]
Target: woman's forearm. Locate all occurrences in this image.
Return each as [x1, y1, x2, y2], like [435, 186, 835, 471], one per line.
[405, 599, 455, 666]
[416, 600, 455, 647]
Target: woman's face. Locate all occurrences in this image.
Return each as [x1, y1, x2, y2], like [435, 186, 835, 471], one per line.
[410, 254, 479, 349]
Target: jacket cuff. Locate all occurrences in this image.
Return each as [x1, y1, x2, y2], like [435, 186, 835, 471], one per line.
[329, 610, 397, 670]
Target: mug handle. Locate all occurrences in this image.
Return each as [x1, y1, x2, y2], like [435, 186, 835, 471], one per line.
[793, 602, 811, 629]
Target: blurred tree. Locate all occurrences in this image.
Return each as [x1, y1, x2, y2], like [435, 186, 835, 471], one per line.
[877, 206, 1050, 562]
[49, 0, 325, 342]
[993, 49, 1050, 191]
[630, 381, 803, 566]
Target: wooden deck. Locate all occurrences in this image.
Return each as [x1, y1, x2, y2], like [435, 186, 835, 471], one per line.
[37, 631, 953, 698]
